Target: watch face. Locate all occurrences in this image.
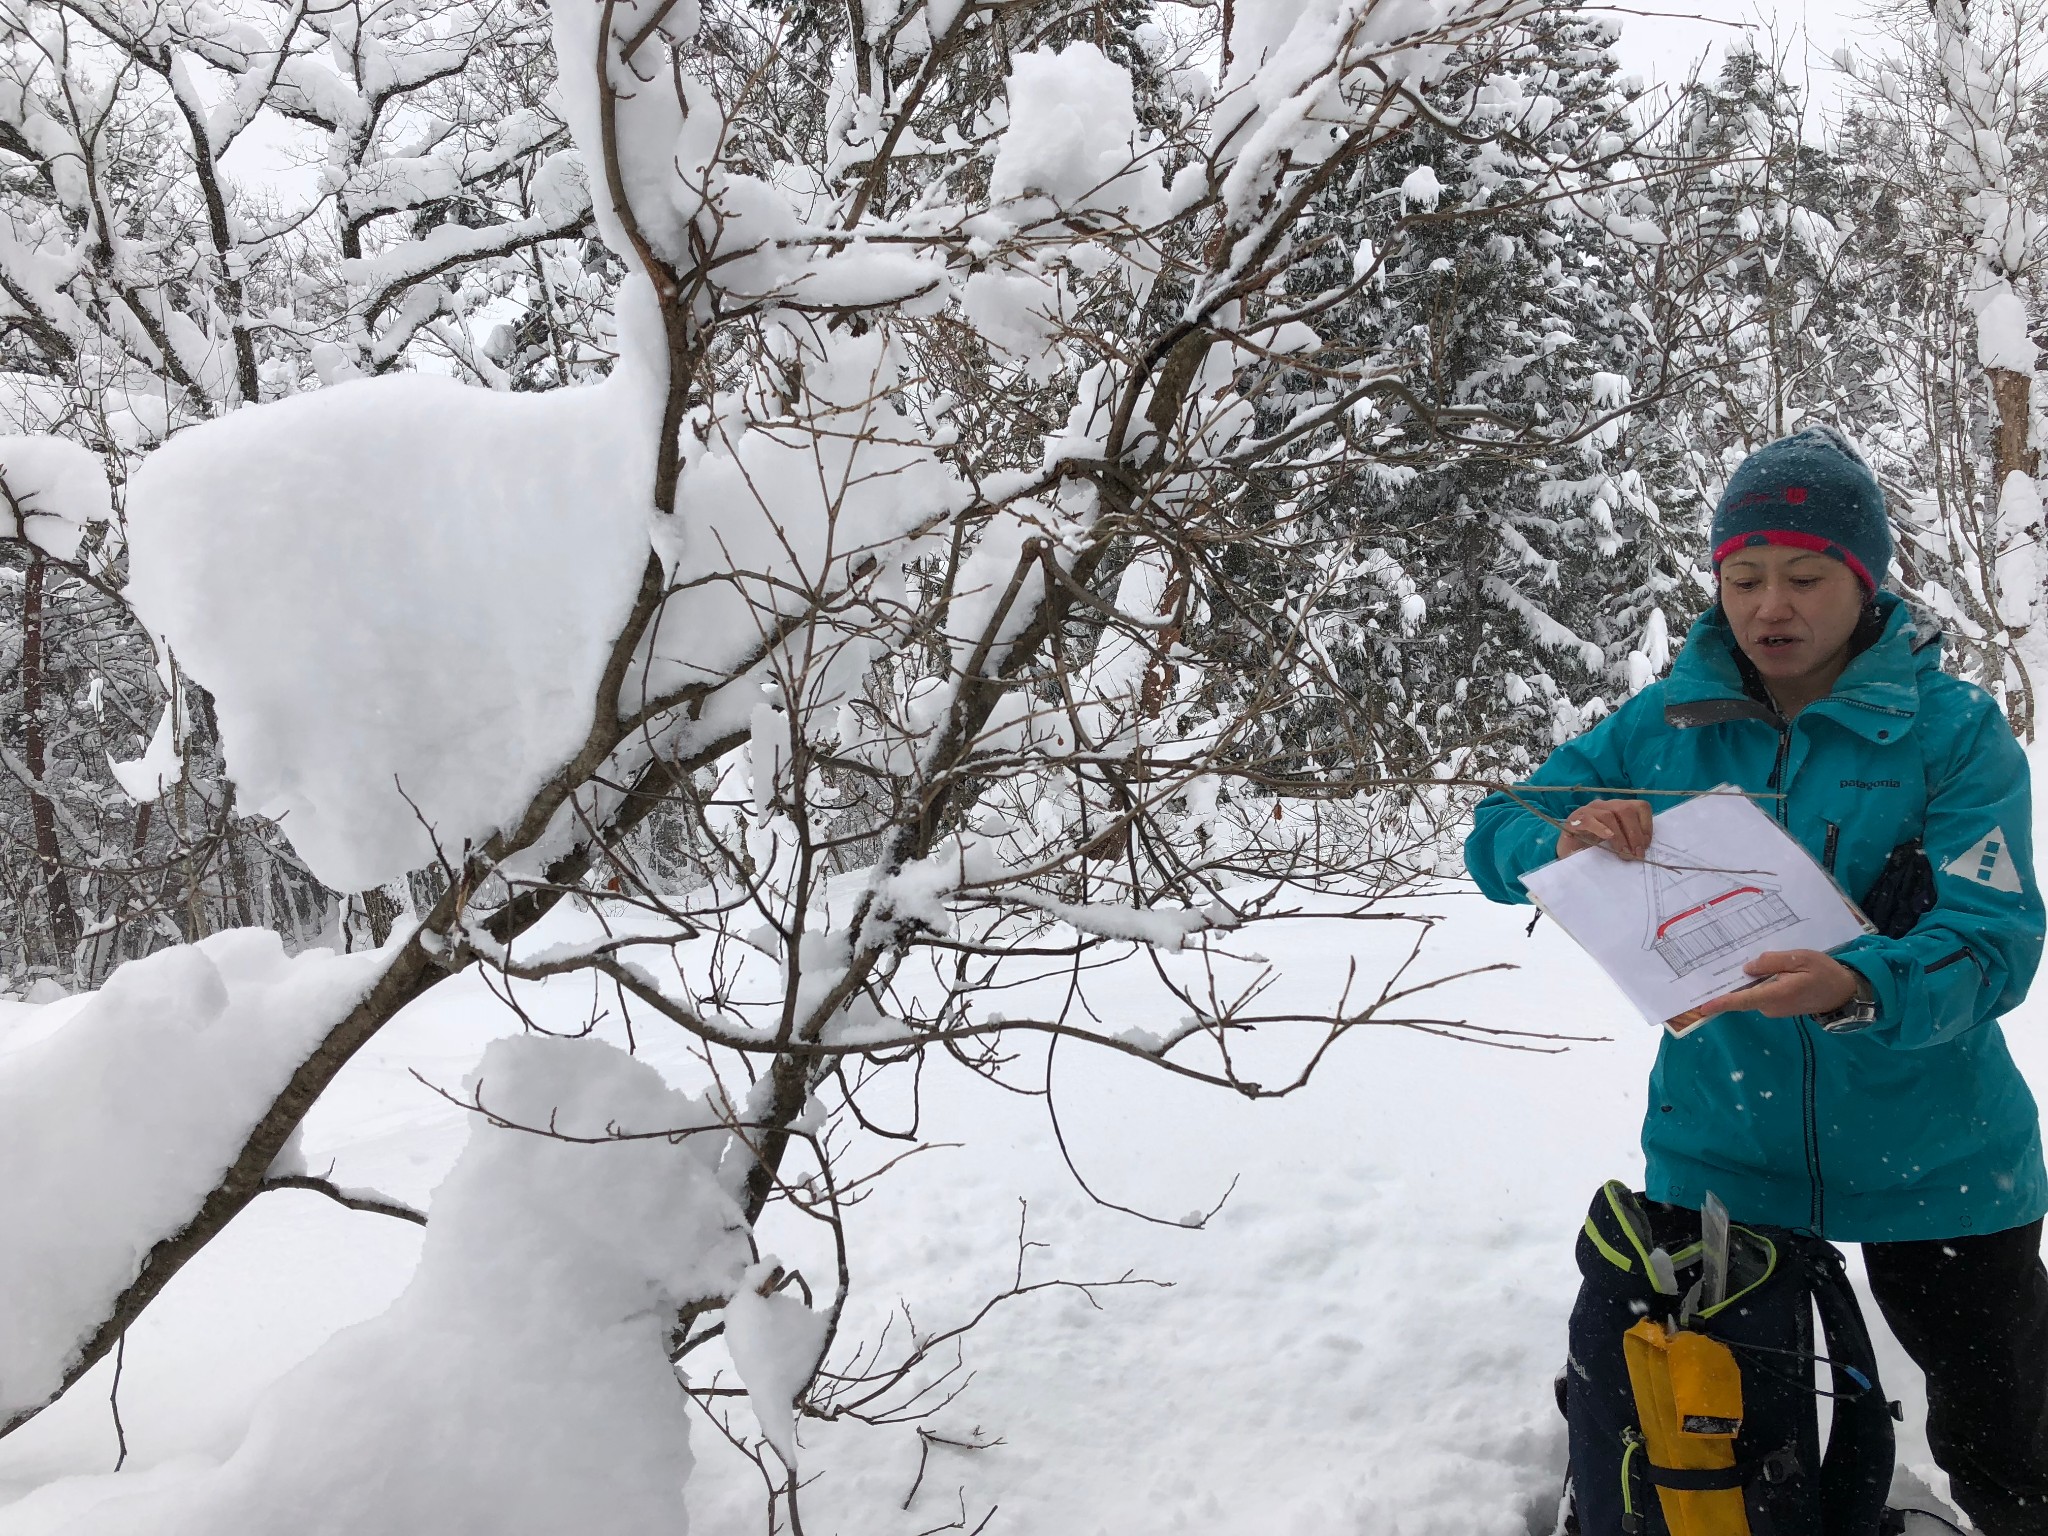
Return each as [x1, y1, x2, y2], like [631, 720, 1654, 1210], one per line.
[1821, 1002, 1876, 1032]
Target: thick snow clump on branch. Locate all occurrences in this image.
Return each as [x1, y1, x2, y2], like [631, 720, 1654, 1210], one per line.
[46, 1035, 749, 1536]
[1215, 0, 1464, 224]
[0, 436, 112, 562]
[988, 45, 1165, 222]
[106, 703, 183, 804]
[124, 370, 659, 892]
[724, 1259, 832, 1470]
[0, 931, 388, 1424]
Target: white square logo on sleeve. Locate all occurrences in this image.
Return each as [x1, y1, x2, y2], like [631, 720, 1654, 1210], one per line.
[1943, 827, 2025, 893]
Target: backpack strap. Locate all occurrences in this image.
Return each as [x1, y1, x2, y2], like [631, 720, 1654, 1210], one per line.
[1643, 1452, 1799, 1492]
[1622, 1434, 1806, 1533]
[1643, 1465, 1747, 1491]
[1795, 1236, 1898, 1535]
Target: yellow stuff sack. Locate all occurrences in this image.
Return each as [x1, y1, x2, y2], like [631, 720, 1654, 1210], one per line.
[1621, 1319, 1748, 1536]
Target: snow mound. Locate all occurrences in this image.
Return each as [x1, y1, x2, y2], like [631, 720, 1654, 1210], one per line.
[0, 931, 387, 1424]
[0, 436, 111, 561]
[123, 371, 658, 892]
[47, 1035, 749, 1536]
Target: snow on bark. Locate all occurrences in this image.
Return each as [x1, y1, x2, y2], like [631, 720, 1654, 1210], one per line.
[122, 351, 663, 892]
[1930, 0, 2042, 467]
[1975, 284, 2039, 373]
[549, 0, 702, 270]
[1997, 469, 2045, 632]
[0, 931, 388, 1424]
[43, 1035, 749, 1536]
[0, 436, 111, 561]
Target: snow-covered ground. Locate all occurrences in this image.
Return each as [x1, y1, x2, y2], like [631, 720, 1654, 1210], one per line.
[0, 879, 2020, 1532]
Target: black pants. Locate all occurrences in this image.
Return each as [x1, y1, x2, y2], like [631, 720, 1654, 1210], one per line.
[1866, 1221, 2048, 1535]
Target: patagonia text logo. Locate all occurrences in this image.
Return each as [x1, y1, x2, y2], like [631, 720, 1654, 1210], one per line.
[1840, 778, 1900, 789]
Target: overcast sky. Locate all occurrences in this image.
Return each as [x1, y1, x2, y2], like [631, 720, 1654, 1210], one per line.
[1606, 0, 1862, 116]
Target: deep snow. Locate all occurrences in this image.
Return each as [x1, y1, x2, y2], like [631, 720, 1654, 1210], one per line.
[0, 875, 2024, 1532]
[30, 1035, 748, 1536]
[0, 931, 388, 1426]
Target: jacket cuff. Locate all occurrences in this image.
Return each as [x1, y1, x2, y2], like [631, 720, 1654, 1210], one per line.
[1506, 813, 1562, 904]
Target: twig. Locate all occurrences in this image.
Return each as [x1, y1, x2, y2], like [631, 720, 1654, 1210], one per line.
[1045, 1032, 1238, 1229]
[261, 1174, 427, 1226]
[109, 1331, 127, 1473]
[902, 1426, 1003, 1509]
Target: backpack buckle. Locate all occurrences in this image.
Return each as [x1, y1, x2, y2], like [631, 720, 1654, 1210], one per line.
[1758, 1445, 1803, 1485]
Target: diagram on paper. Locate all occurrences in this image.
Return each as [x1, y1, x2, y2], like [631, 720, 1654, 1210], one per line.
[1642, 850, 1798, 978]
[1518, 788, 1871, 1031]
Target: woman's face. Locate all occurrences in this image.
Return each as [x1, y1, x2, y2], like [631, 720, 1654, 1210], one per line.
[1718, 544, 1867, 693]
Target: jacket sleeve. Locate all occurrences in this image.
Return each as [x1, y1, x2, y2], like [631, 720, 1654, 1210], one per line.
[1833, 696, 2045, 1050]
[1463, 693, 1651, 906]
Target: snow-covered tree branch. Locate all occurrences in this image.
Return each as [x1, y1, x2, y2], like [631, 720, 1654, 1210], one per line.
[1, 0, 1735, 1523]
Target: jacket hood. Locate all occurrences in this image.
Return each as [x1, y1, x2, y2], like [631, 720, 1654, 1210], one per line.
[1663, 592, 1938, 738]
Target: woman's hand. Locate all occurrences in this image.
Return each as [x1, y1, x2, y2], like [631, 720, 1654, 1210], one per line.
[1557, 798, 1655, 860]
[1696, 950, 1862, 1020]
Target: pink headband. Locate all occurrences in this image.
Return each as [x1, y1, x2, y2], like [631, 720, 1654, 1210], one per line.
[1712, 529, 1875, 593]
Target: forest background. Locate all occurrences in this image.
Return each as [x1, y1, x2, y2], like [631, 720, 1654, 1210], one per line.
[5, 0, 2043, 982]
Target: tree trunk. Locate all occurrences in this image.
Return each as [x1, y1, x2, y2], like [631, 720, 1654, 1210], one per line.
[1990, 366, 2037, 486]
[21, 555, 80, 965]
[362, 884, 405, 947]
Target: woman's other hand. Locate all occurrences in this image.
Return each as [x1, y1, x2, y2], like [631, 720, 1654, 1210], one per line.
[1557, 798, 1655, 860]
[1696, 950, 1862, 1020]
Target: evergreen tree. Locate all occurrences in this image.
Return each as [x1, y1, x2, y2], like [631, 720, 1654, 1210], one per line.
[1643, 45, 1877, 485]
[1202, 12, 1701, 784]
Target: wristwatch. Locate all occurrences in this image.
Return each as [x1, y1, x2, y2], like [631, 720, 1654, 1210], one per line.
[1816, 969, 1879, 1033]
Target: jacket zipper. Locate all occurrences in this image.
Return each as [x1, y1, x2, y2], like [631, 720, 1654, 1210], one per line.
[1766, 720, 1792, 826]
[1799, 1017, 1825, 1231]
[1823, 821, 1840, 874]
[1767, 715, 1824, 1229]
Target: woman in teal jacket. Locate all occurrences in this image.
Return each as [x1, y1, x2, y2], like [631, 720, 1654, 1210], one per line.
[1465, 427, 2048, 1535]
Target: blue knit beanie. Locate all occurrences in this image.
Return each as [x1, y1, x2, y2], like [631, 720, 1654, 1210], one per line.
[1710, 426, 1891, 592]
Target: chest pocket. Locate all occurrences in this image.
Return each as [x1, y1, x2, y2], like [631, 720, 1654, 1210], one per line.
[1818, 720, 1931, 900]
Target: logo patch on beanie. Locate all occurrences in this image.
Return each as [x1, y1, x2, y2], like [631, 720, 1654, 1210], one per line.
[1732, 486, 1812, 509]
[1712, 429, 1889, 592]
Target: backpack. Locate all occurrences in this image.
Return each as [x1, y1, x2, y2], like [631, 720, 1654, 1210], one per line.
[1556, 1182, 1897, 1536]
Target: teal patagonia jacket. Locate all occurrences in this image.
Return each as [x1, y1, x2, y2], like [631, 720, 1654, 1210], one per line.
[1465, 596, 2047, 1241]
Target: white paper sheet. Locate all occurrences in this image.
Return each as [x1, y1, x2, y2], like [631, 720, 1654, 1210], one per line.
[1518, 788, 1873, 1034]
